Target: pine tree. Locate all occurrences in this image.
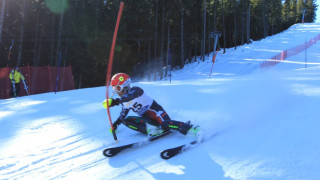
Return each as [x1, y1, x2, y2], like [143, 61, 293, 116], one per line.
[304, 0, 317, 22]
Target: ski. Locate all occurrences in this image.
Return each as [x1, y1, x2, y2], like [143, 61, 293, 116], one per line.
[160, 132, 220, 159]
[103, 130, 172, 157]
[160, 138, 199, 159]
[22, 80, 29, 95]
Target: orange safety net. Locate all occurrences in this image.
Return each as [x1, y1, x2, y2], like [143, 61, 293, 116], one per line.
[0, 65, 74, 99]
[260, 34, 320, 68]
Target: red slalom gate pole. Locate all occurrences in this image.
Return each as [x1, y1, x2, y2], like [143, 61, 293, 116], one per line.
[209, 52, 217, 78]
[106, 2, 124, 142]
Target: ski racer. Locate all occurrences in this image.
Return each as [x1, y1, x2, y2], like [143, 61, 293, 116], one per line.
[103, 73, 200, 137]
[9, 66, 26, 97]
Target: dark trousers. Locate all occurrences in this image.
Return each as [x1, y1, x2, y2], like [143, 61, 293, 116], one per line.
[10, 83, 20, 97]
[122, 116, 192, 135]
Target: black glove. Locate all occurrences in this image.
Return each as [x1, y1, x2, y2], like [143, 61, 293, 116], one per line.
[109, 98, 120, 107]
[109, 119, 121, 133]
[112, 123, 118, 131]
[109, 124, 118, 133]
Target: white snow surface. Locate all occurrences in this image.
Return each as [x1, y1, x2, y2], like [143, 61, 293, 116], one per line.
[1, 23, 320, 180]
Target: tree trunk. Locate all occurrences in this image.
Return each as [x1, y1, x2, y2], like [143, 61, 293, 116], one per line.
[202, 0, 207, 60]
[241, 3, 244, 45]
[166, 25, 170, 77]
[194, 20, 197, 62]
[147, 7, 152, 80]
[148, 38, 151, 80]
[95, 0, 101, 38]
[153, 0, 158, 80]
[50, 15, 55, 66]
[263, 0, 268, 37]
[247, 4, 250, 43]
[33, 3, 40, 66]
[36, 27, 44, 66]
[56, 8, 64, 66]
[207, 5, 210, 57]
[17, 0, 26, 66]
[234, 7, 237, 49]
[180, 1, 184, 67]
[0, 0, 6, 42]
[213, 0, 217, 32]
[222, 0, 226, 53]
[160, 1, 164, 79]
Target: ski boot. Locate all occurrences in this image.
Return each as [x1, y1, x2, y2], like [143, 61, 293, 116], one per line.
[186, 125, 201, 137]
[180, 121, 201, 137]
[146, 124, 167, 137]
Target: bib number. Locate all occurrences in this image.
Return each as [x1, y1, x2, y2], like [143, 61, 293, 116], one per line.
[130, 102, 142, 112]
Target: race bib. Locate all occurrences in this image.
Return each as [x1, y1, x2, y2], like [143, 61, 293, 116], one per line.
[123, 92, 153, 115]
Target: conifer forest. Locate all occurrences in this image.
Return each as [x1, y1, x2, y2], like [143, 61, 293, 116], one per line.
[0, 0, 317, 88]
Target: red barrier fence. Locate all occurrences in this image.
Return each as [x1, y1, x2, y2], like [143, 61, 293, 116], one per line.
[0, 65, 74, 99]
[260, 34, 320, 68]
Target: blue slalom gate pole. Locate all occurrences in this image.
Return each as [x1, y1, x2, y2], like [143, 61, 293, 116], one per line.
[55, 51, 62, 94]
[169, 47, 172, 83]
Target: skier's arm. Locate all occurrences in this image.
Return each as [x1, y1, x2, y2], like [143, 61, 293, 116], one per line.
[118, 87, 143, 103]
[107, 87, 144, 107]
[9, 73, 14, 82]
[20, 72, 26, 81]
[112, 108, 129, 130]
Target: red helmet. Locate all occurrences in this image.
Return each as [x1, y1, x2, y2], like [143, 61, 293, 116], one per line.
[111, 73, 131, 92]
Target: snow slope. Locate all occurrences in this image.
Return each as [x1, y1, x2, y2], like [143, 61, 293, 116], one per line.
[1, 23, 320, 180]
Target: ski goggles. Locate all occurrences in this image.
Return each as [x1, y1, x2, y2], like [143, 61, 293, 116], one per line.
[112, 79, 130, 93]
[112, 84, 124, 92]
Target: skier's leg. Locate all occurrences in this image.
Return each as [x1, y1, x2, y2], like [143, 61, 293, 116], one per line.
[15, 83, 20, 97]
[10, 84, 14, 98]
[144, 107, 193, 135]
[161, 119, 193, 135]
[121, 116, 148, 134]
[143, 109, 170, 127]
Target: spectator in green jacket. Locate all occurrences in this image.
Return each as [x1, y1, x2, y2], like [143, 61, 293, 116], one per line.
[9, 67, 26, 97]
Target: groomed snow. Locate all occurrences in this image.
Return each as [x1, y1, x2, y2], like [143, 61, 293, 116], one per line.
[1, 23, 320, 180]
